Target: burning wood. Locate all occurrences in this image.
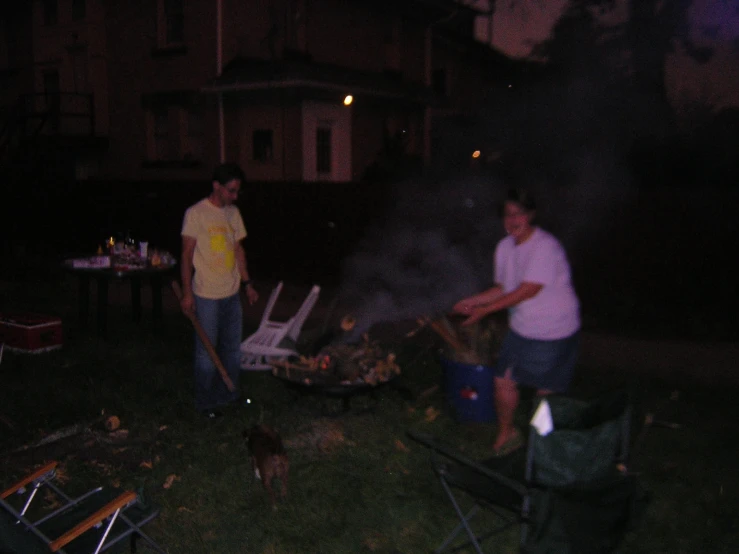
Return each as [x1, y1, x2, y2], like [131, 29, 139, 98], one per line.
[271, 335, 400, 387]
[417, 317, 466, 351]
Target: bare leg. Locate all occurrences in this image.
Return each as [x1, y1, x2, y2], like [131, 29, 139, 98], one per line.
[493, 369, 519, 451]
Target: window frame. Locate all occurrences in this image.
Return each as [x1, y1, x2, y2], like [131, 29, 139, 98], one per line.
[152, 106, 171, 161]
[252, 129, 274, 164]
[144, 101, 204, 167]
[157, 0, 185, 48]
[315, 125, 332, 175]
[183, 107, 204, 162]
[72, 0, 86, 21]
[42, 0, 58, 26]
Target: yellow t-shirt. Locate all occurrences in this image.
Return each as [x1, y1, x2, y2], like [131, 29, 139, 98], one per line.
[181, 198, 247, 299]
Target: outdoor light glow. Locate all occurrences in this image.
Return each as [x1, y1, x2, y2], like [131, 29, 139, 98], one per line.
[472, 150, 481, 158]
[343, 95, 353, 106]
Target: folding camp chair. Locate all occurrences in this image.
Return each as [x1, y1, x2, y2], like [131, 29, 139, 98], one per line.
[0, 461, 165, 553]
[240, 282, 321, 371]
[409, 391, 646, 554]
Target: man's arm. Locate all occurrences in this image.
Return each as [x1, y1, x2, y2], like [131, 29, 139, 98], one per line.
[452, 285, 504, 314]
[180, 235, 197, 314]
[235, 241, 258, 305]
[234, 241, 249, 283]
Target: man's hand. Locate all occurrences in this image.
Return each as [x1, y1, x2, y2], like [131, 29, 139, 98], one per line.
[180, 292, 195, 316]
[460, 306, 488, 326]
[452, 299, 476, 315]
[244, 284, 259, 305]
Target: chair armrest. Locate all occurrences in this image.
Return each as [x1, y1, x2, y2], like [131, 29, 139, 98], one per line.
[407, 430, 528, 496]
[0, 461, 58, 499]
[49, 490, 137, 552]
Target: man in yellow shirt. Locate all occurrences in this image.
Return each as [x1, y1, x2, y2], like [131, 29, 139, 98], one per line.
[180, 163, 259, 418]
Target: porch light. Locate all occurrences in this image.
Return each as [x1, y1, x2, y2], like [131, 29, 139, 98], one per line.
[343, 95, 354, 106]
[472, 150, 481, 159]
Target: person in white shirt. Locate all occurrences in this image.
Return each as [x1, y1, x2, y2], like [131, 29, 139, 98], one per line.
[452, 189, 580, 455]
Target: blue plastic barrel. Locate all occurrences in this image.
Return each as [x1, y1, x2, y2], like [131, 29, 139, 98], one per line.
[440, 357, 497, 423]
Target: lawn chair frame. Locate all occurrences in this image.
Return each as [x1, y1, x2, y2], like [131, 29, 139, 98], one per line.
[0, 461, 165, 554]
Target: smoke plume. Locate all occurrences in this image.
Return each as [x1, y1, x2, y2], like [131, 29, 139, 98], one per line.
[337, 61, 653, 339]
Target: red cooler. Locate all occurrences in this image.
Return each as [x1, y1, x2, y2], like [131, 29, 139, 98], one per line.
[0, 313, 63, 354]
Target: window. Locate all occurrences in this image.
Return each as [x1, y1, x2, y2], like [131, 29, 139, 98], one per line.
[43, 0, 58, 26]
[145, 101, 204, 165]
[72, 0, 86, 21]
[384, 19, 401, 72]
[184, 108, 204, 161]
[316, 126, 332, 174]
[43, 70, 61, 131]
[70, 47, 89, 92]
[253, 130, 273, 163]
[158, 0, 184, 46]
[165, 0, 184, 44]
[284, 0, 306, 52]
[432, 68, 447, 96]
[153, 107, 170, 160]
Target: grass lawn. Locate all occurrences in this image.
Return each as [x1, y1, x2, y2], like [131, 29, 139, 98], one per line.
[1, 275, 738, 553]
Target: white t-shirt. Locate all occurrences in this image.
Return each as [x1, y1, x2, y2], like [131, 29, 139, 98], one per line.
[494, 227, 580, 340]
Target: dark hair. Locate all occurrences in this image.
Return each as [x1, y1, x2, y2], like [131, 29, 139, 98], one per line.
[212, 162, 245, 185]
[506, 188, 536, 211]
[498, 188, 536, 216]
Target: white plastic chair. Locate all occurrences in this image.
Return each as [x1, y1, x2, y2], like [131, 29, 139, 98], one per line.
[240, 282, 321, 371]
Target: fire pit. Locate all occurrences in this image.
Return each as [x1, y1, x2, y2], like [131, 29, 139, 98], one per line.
[270, 335, 402, 412]
[272, 336, 400, 387]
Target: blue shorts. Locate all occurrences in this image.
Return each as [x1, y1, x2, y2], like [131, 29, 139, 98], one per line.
[495, 329, 580, 392]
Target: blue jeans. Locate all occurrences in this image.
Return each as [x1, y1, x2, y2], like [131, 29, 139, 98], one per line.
[193, 293, 242, 411]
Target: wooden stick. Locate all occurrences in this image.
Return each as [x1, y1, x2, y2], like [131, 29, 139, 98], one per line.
[3, 415, 105, 457]
[419, 317, 467, 351]
[405, 319, 427, 338]
[271, 360, 318, 373]
[171, 281, 235, 392]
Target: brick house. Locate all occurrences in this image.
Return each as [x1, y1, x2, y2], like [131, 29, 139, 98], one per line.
[1, 0, 508, 184]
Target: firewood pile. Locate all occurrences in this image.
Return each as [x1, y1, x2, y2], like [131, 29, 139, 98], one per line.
[271, 334, 400, 387]
[416, 314, 505, 365]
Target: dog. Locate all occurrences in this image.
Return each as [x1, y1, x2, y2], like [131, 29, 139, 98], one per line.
[244, 424, 289, 508]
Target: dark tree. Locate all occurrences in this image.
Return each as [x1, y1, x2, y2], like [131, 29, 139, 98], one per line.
[528, 0, 714, 121]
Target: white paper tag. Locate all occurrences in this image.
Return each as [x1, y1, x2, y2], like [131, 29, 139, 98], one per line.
[531, 399, 554, 436]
